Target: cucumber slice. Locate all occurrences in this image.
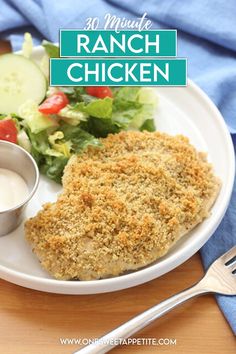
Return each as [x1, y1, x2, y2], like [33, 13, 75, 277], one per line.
[0, 54, 47, 114]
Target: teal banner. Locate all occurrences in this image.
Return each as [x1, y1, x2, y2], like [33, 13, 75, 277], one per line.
[50, 58, 187, 86]
[60, 30, 177, 57]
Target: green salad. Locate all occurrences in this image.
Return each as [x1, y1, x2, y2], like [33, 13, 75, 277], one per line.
[0, 34, 158, 183]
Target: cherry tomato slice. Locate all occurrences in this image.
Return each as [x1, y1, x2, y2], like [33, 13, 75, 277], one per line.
[0, 119, 18, 144]
[85, 87, 97, 97]
[38, 92, 69, 115]
[85, 86, 113, 98]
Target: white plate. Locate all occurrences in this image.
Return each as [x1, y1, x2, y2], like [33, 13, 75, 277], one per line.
[0, 47, 235, 294]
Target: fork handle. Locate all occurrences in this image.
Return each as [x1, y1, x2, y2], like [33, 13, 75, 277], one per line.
[74, 283, 209, 354]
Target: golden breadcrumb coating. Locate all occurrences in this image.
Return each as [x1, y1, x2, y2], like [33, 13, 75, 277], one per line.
[25, 131, 220, 280]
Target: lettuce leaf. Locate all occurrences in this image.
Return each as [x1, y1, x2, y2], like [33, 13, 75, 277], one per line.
[27, 130, 67, 183]
[60, 123, 102, 152]
[42, 40, 59, 58]
[41, 156, 68, 183]
[59, 86, 85, 104]
[58, 106, 88, 126]
[18, 100, 58, 133]
[112, 87, 157, 130]
[78, 87, 157, 136]
[72, 97, 113, 119]
[27, 124, 101, 183]
[81, 117, 120, 138]
[113, 87, 140, 102]
[140, 119, 156, 132]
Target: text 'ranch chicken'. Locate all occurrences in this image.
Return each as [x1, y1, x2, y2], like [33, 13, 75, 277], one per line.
[25, 131, 220, 280]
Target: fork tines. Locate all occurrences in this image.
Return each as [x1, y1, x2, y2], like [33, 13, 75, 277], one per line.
[221, 245, 236, 267]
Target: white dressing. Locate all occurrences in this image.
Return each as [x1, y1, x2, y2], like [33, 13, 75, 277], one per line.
[0, 168, 29, 212]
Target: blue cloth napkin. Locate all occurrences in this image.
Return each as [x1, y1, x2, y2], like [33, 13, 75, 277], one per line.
[0, 0, 235, 333]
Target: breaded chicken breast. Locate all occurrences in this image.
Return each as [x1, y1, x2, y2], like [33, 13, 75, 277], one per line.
[25, 131, 220, 280]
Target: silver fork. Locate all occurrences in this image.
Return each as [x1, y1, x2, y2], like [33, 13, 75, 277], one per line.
[74, 246, 236, 354]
